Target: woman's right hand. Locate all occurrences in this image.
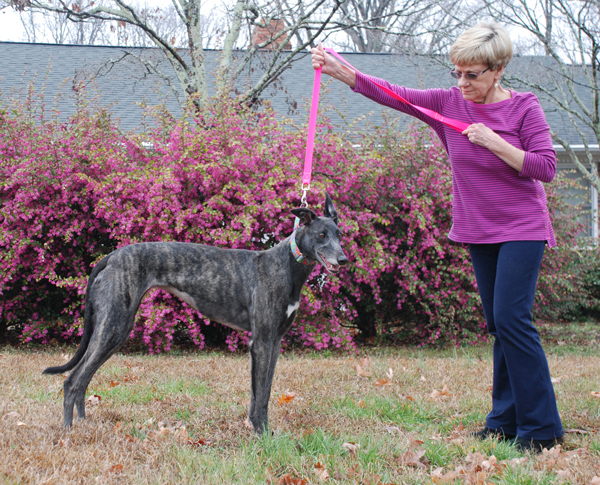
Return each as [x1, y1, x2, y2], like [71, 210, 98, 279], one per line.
[311, 42, 337, 77]
[310, 42, 357, 88]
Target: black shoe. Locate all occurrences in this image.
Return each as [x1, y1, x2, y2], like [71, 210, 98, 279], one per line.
[471, 427, 516, 441]
[513, 436, 564, 453]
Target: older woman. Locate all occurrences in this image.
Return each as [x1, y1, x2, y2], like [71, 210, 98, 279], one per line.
[312, 23, 564, 452]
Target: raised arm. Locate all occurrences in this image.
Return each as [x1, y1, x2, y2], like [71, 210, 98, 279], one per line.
[311, 42, 356, 88]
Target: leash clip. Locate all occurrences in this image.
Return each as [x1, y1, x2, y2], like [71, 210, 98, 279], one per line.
[300, 183, 310, 208]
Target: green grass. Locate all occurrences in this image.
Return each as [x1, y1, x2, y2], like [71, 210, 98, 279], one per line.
[1, 338, 599, 484]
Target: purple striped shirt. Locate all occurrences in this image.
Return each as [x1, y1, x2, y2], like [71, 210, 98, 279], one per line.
[352, 72, 557, 248]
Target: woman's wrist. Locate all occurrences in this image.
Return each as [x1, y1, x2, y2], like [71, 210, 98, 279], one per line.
[332, 62, 357, 89]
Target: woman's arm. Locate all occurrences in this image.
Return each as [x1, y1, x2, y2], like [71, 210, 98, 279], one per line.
[462, 124, 525, 172]
[311, 42, 357, 88]
[462, 98, 556, 182]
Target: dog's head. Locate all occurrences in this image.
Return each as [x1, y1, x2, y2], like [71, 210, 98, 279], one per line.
[290, 194, 348, 274]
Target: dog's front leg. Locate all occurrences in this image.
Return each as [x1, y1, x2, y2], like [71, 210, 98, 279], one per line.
[248, 334, 282, 434]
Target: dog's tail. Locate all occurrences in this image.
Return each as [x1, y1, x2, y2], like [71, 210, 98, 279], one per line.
[42, 255, 111, 375]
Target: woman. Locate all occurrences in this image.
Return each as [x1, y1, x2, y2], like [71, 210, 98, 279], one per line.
[311, 23, 564, 452]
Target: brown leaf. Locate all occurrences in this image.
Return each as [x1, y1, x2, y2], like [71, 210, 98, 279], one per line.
[110, 464, 123, 473]
[314, 462, 329, 481]
[87, 394, 101, 405]
[188, 438, 213, 447]
[355, 364, 373, 377]
[110, 380, 120, 387]
[342, 442, 360, 458]
[375, 378, 391, 387]
[175, 426, 189, 442]
[397, 447, 428, 469]
[277, 392, 296, 404]
[278, 475, 307, 485]
[58, 438, 71, 448]
[591, 391, 600, 398]
[430, 385, 452, 399]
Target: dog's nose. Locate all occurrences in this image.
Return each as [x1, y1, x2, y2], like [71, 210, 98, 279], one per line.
[337, 255, 348, 266]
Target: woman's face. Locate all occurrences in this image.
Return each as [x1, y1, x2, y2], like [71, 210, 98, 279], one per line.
[454, 63, 503, 104]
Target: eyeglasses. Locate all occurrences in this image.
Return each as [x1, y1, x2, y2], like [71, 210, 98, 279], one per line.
[450, 67, 491, 80]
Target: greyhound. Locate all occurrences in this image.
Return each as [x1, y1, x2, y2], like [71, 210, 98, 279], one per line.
[43, 194, 347, 434]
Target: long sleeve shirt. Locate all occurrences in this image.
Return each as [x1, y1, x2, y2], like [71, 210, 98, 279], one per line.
[352, 72, 557, 248]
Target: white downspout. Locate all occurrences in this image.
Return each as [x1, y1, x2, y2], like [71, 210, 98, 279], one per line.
[592, 183, 598, 241]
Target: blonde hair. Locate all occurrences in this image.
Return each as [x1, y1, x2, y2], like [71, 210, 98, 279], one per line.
[450, 23, 513, 71]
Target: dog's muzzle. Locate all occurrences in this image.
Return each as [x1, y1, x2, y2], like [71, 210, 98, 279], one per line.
[317, 252, 348, 274]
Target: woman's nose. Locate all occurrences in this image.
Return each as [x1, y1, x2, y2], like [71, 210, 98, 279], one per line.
[457, 76, 470, 87]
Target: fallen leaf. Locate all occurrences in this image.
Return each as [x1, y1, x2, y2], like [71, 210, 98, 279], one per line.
[420, 375, 426, 381]
[342, 442, 360, 458]
[277, 392, 296, 404]
[357, 399, 366, 408]
[551, 376, 566, 384]
[87, 395, 101, 405]
[591, 391, 600, 398]
[58, 438, 71, 448]
[278, 475, 307, 485]
[110, 464, 123, 473]
[188, 438, 213, 447]
[355, 364, 373, 377]
[314, 462, 329, 481]
[110, 380, 120, 387]
[375, 378, 391, 387]
[175, 426, 189, 442]
[430, 385, 452, 399]
[386, 367, 394, 379]
[565, 428, 588, 434]
[555, 470, 571, 480]
[16, 421, 27, 427]
[397, 447, 428, 469]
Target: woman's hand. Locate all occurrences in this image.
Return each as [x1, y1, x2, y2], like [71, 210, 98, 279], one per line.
[462, 123, 499, 149]
[463, 123, 525, 172]
[311, 42, 337, 76]
[310, 42, 357, 88]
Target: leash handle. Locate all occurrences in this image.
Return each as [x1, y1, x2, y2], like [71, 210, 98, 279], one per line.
[323, 47, 471, 134]
[302, 66, 322, 191]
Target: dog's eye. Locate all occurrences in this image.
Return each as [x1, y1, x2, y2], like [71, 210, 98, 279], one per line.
[319, 233, 326, 238]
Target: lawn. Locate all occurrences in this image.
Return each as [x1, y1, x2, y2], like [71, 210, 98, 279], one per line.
[1, 323, 600, 484]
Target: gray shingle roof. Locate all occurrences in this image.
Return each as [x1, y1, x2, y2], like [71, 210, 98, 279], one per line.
[0, 41, 595, 146]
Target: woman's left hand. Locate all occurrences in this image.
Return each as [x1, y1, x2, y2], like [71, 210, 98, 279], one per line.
[462, 123, 525, 172]
[462, 123, 500, 149]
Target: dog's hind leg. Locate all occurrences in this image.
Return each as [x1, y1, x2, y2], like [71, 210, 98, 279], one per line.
[248, 333, 283, 434]
[63, 306, 137, 427]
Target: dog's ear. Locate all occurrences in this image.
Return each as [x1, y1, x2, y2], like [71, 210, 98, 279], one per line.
[291, 207, 318, 226]
[323, 193, 339, 225]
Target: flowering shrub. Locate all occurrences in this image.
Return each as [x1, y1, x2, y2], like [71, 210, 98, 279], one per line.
[0, 89, 590, 352]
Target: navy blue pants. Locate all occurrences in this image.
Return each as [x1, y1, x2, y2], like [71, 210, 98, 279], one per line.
[469, 241, 563, 440]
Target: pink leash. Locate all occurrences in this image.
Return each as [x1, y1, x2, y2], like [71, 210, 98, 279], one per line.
[295, 47, 470, 228]
[293, 65, 321, 232]
[323, 47, 470, 133]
